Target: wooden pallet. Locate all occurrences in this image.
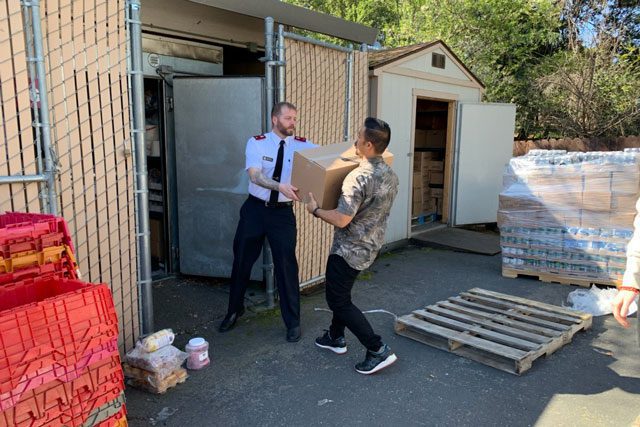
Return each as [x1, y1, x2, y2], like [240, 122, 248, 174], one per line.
[395, 288, 592, 375]
[502, 267, 619, 288]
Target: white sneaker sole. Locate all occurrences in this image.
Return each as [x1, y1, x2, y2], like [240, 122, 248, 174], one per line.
[315, 341, 348, 354]
[355, 353, 398, 375]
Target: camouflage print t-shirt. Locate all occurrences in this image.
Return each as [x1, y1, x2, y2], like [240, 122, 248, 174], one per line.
[331, 156, 399, 271]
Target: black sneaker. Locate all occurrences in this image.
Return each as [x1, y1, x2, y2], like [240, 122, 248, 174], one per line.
[315, 330, 347, 354]
[355, 344, 397, 375]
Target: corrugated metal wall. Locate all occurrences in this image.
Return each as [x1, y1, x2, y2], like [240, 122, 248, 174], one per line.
[284, 38, 368, 284]
[0, 1, 138, 352]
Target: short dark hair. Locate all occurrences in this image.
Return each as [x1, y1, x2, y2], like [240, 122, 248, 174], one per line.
[363, 117, 391, 153]
[271, 102, 297, 118]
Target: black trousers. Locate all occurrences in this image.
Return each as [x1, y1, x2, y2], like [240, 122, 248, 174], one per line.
[326, 254, 382, 352]
[227, 196, 300, 329]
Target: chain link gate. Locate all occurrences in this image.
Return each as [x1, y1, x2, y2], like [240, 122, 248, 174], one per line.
[264, 20, 369, 288]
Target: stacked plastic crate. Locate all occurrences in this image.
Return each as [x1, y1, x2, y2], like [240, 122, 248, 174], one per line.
[498, 150, 639, 286]
[0, 213, 127, 427]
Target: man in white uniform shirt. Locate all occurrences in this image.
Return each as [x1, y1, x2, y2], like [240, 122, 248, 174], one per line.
[219, 102, 316, 342]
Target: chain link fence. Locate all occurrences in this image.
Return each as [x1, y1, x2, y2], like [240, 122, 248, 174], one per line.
[279, 34, 369, 286]
[0, 0, 138, 352]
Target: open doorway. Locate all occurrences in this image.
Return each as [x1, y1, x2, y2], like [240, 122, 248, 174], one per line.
[144, 77, 168, 278]
[411, 97, 452, 233]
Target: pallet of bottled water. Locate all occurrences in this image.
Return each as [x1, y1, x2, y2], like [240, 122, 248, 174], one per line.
[497, 149, 639, 287]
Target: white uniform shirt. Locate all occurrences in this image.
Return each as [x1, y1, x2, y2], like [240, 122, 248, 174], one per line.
[245, 131, 316, 202]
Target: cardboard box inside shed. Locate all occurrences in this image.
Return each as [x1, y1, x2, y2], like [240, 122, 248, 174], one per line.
[292, 141, 394, 210]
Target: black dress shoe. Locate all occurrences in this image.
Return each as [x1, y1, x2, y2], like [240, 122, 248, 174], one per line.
[218, 307, 245, 333]
[286, 326, 301, 342]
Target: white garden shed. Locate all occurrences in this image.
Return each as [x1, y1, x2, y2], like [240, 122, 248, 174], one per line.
[369, 41, 516, 244]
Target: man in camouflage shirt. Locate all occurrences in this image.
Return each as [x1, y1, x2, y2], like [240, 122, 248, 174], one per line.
[305, 117, 399, 375]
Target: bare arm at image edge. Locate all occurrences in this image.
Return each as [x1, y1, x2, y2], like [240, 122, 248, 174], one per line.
[612, 197, 640, 329]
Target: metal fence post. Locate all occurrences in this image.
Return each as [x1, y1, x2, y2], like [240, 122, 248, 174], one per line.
[344, 45, 354, 142]
[21, 4, 44, 197]
[127, 0, 154, 334]
[277, 25, 285, 103]
[25, 0, 57, 214]
[263, 17, 276, 309]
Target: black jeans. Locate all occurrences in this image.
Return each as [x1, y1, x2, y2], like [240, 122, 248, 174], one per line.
[325, 254, 382, 352]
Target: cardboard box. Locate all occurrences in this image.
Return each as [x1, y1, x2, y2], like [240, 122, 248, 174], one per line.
[145, 139, 161, 157]
[420, 152, 437, 161]
[413, 152, 436, 171]
[291, 141, 394, 210]
[611, 171, 639, 194]
[422, 198, 437, 213]
[412, 187, 423, 203]
[413, 157, 421, 172]
[609, 212, 636, 228]
[539, 191, 582, 209]
[580, 210, 611, 228]
[611, 193, 638, 212]
[583, 172, 609, 193]
[413, 172, 423, 190]
[415, 129, 446, 148]
[436, 198, 443, 214]
[430, 188, 444, 198]
[429, 171, 444, 185]
[412, 200, 423, 216]
[581, 191, 612, 211]
[150, 218, 163, 258]
[423, 160, 444, 172]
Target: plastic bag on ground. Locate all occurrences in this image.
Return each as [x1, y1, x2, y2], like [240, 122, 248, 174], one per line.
[124, 344, 188, 378]
[566, 285, 638, 316]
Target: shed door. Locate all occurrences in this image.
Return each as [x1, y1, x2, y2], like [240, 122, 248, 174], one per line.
[452, 102, 516, 226]
[173, 77, 264, 277]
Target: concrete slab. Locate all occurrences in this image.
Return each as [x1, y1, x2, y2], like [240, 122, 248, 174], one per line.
[125, 246, 640, 426]
[412, 227, 501, 255]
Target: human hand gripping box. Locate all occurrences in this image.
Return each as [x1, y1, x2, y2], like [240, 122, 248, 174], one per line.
[291, 141, 394, 210]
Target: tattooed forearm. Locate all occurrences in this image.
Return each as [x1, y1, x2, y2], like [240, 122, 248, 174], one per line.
[249, 168, 280, 192]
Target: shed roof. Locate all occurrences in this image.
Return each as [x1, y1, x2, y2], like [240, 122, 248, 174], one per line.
[188, 0, 378, 44]
[369, 40, 484, 88]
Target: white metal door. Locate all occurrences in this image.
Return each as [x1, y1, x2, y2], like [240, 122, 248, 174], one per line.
[452, 103, 516, 225]
[174, 77, 264, 278]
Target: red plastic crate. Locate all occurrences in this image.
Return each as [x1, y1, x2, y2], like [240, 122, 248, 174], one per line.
[0, 354, 124, 427]
[0, 246, 67, 274]
[71, 391, 125, 427]
[0, 212, 75, 254]
[95, 406, 127, 427]
[0, 337, 118, 408]
[0, 260, 77, 285]
[0, 278, 119, 401]
[0, 231, 65, 259]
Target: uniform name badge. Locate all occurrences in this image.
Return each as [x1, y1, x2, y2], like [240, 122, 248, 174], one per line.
[262, 156, 273, 162]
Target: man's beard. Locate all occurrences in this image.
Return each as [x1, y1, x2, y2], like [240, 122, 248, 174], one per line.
[276, 121, 295, 136]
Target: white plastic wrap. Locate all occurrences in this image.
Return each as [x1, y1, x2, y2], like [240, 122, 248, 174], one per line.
[124, 343, 188, 378]
[499, 150, 640, 283]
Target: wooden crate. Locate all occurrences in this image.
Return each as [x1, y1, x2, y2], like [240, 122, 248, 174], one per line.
[395, 288, 592, 375]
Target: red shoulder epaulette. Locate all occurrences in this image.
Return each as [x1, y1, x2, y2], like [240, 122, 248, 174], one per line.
[294, 136, 307, 142]
[253, 134, 266, 140]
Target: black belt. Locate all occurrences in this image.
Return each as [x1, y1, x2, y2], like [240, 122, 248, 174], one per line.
[249, 194, 293, 208]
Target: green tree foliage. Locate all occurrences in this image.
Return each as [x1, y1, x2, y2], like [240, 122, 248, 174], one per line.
[283, 0, 640, 139]
[534, 0, 640, 137]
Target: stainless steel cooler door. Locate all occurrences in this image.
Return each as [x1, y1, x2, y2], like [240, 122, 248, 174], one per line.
[173, 77, 264, 278]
